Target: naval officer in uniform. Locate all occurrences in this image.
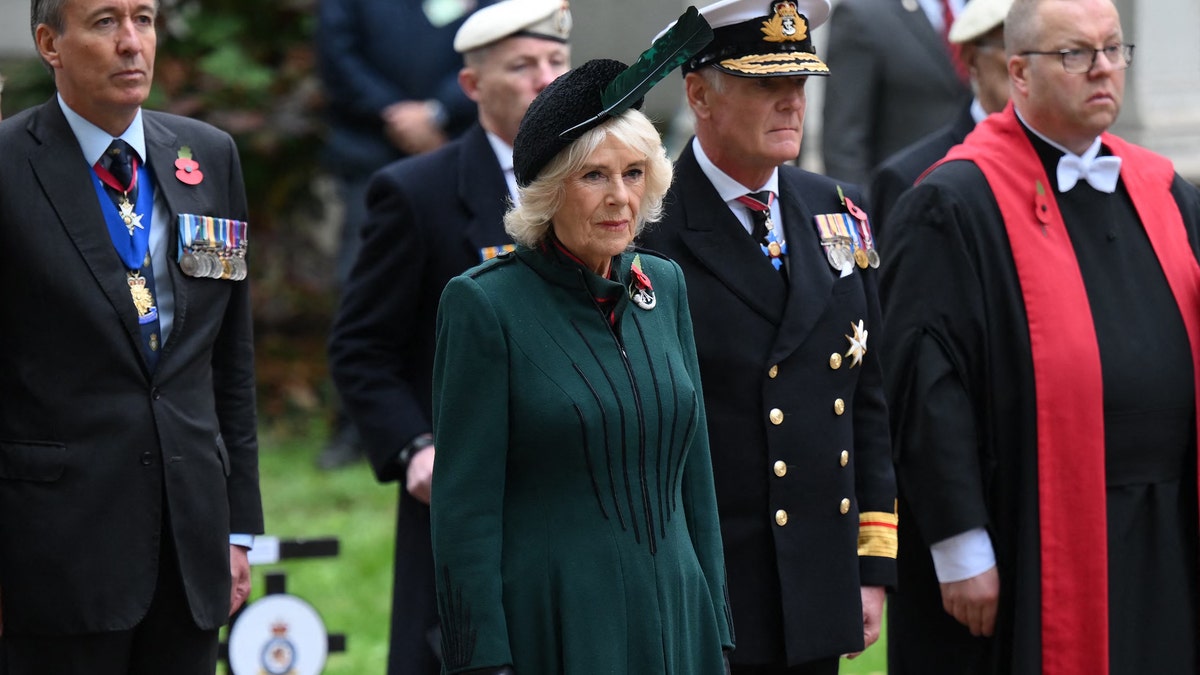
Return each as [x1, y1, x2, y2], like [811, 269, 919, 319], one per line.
[638, 1, 896, 673]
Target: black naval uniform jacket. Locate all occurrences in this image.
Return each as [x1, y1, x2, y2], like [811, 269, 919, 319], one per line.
[0, 99, 262, 635]
[329, 123, 513, 675]
[638, 142, 896, 666]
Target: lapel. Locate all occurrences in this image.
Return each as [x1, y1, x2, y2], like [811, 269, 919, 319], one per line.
[141, 112, 196, 353]
[458, 125, 514, 259]
[27, 101, 146, 368]
[770, 166, 837, 363]
[673, 144, 786, 325]
[893, 0, 962, 94]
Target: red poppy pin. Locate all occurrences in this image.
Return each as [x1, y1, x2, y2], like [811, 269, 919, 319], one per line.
[1034, 180, 1051, 232]
[844, 196, 867, 223]
[175, 146, 204, 186]
[630, 254, 656, 311]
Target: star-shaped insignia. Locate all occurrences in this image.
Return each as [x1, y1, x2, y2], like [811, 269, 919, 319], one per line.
[844, 319, 868, 368]
[118, 198, 144, 235]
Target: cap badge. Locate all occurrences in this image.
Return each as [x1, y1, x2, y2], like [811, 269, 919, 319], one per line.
[555, 0, 572, 37]
[761, 1, 807, 43]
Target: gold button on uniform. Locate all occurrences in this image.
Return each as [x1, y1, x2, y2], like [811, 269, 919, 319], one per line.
[839, 498, 851, 515]
[773, 461, 787, 477]
[769, 408, 784, 425]
[775, 509, 789, 526]
[829, 352, 843, 369]
[768, 365, 779, 379]
[840, 450, 849, 467]
[833, 398, 845, 415]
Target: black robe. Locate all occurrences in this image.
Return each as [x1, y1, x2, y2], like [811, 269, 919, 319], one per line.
[880, 123, 1200, 674]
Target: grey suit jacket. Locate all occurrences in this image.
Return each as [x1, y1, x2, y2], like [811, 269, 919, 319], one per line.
[0, 99, 263, 635]
[821, 0, 970, 185]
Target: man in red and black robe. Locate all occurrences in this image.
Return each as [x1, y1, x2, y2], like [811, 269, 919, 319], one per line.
[881, 0, 1200, 673]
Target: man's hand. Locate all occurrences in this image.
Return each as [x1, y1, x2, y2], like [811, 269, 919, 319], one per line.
[940, 565, 1000, 636]
[382, 102, 447, 155]
[406, 445, 436, 505]
[230, 545, 252, 616]
[845, 585, 886, 659]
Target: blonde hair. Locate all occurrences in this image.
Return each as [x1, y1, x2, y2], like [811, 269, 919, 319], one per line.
[505, 109, 673, 248]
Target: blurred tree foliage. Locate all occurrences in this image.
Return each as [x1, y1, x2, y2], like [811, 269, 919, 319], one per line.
[154, 0, 336, 428]
[4, 0, 337, 428]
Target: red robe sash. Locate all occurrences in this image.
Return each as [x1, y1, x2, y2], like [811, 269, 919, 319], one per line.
[936, 103, 1200, 675]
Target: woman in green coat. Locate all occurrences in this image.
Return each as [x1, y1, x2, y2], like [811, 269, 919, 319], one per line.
[429, 46, 735, 675]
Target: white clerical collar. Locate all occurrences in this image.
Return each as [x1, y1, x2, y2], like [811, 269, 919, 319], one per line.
[692, 136, 780, 203]
[58, 94, 147, 166]
[1014, 106, 1103, 164]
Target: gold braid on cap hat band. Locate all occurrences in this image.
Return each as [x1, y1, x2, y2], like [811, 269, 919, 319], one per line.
[718, 51, 829, 75]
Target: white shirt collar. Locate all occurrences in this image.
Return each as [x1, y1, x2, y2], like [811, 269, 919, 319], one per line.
[484, 131, 519, 204]
[915, 0, 965, 35]
[484, 131, 514, 172]
[691, 136, 780, 202]
[970, 98, 988, 125]
[57, 94, 147, 166]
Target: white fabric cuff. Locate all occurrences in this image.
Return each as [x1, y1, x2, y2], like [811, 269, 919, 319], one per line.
[929, 527, 995, 582]
[229, 534, 255, 550]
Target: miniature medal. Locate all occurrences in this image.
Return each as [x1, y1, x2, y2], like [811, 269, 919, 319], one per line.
[180, 251, 200, 276]
[127, 272, 156, 319]
[118, 197, 144, 235]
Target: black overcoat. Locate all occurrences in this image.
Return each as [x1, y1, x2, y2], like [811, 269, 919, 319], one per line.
[329, 123, 512, 675]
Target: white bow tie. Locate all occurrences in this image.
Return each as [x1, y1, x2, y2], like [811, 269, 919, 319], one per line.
[1056, 153, 1123, 193]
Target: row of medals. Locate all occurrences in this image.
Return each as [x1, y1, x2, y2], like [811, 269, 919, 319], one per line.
[181, 247, 247, 280]
[824, 238, 880, 271]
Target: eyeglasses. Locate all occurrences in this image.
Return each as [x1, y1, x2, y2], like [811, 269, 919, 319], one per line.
[1019, 44, 1135, 74]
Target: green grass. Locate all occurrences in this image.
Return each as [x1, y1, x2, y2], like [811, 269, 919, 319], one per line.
[233, 424, 887, 674]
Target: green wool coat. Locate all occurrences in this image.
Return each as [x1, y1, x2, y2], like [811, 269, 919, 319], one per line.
[431, 246, 735, 674]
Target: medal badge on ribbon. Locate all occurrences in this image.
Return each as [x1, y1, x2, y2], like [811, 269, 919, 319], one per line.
[843, 195, 880, 269]
[177, 214, 249, 280]
[814, 213, 854, 272]
[479, 244, 516, 262]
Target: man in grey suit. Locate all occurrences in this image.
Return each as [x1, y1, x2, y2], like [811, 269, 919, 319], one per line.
[0, 0, 262, 672]
[822, 0, 971, 184]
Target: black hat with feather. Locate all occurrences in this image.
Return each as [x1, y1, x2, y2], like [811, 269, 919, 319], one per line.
[512, 6, 713, 187]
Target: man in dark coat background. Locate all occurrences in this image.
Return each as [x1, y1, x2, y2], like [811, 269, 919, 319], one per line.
[869, 0, 1014, 241]
[639, 1, 896, 673]
[0, 0, 263, 672]
[821, 0, 971, 185]
[315, 0, 488, 469]
[327, 0, 571, 672]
